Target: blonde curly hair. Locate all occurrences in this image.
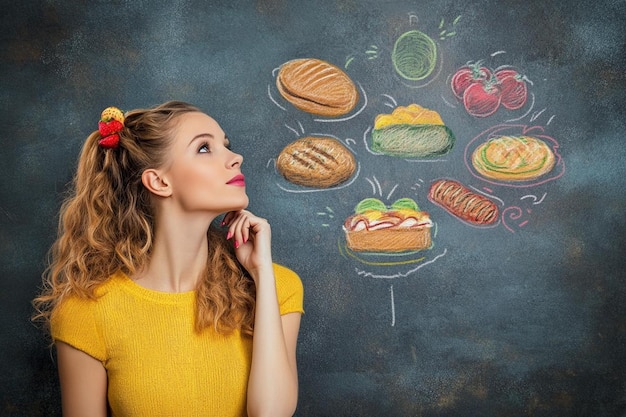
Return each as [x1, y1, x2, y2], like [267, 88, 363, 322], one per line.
[33, 101, 255, 336]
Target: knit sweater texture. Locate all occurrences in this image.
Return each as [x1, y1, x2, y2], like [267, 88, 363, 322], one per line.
[51, 263, 304, 417]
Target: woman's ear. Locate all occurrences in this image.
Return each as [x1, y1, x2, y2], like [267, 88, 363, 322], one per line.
[141, 169, 172, 197]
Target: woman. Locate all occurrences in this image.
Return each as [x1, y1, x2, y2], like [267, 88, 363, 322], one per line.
[33, 101, 304, 416]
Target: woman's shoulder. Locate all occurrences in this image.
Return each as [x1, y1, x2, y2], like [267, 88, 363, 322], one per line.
[48, 273, 128, 362]
[53, 271, 127, 314]
[272, 263, 304, 314]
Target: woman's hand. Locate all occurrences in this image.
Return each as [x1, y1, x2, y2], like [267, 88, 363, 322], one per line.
[222, 210, 273, 279]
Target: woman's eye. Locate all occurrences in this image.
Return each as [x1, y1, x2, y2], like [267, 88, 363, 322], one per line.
[199, 143, 210, 153]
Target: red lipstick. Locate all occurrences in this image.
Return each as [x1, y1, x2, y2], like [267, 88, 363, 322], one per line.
[227, 174, 245, 186]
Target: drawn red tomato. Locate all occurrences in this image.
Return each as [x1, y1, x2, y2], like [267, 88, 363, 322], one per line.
[463, 81, 501, 117]
[495, 68, 528, 110]
[450, 63, 492, 100]
[494, 68, 518, 79]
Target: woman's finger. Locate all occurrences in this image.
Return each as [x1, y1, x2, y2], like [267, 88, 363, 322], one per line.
[226, 211, 253, 248]
[221, 210, 241, 227]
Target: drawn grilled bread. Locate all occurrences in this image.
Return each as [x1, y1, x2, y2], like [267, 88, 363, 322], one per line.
[276, 58, 359, 117]
[428, 179, 499, 225]
[371, 104, 455, 157]
[276, 136, 356, 188]
[471, 135, 556, 181]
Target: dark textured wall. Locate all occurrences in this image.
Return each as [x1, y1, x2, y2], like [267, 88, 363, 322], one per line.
[1, 1, 625, 416]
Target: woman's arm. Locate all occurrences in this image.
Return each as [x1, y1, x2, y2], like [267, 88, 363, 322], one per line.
[247, 266, 301, 417]
[224, 210, 301, 417]
[56, 341, 108, 417]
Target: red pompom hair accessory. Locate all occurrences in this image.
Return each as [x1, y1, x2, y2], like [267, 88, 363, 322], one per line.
[98, 107, 125, 149]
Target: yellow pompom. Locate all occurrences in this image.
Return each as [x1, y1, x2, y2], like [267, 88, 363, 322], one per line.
[100, 107, 125, 123]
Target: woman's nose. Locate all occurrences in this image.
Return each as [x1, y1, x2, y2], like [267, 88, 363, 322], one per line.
[230, 151, 243, 167]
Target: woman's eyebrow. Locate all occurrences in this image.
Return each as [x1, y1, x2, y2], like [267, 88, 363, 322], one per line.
[188, 133, 214, 146]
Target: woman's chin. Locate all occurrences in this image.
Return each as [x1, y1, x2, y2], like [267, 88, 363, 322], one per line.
[231, 196, 250, 212]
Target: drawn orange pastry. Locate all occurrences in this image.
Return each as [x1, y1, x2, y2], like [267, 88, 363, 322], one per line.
[471, 135, 556, 181]
[343, 198, 433, 252]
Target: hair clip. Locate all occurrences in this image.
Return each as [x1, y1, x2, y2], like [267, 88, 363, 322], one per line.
[98, 107, 125, 149]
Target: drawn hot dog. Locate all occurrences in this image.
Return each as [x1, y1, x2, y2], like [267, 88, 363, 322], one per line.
[428, 179, 499, 225]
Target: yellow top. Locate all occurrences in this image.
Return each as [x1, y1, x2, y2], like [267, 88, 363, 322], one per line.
[50, 263, 304, 417]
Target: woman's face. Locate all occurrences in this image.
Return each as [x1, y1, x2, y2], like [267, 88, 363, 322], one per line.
[160, 111, 248, 215]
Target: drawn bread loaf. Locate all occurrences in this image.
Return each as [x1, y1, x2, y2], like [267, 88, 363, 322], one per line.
[428, 179, 499, 225]
[276, 58, 359, 117]
[276, 136, 356, 188]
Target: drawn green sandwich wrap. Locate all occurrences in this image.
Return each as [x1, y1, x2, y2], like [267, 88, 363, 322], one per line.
[371, 104, 454, 158]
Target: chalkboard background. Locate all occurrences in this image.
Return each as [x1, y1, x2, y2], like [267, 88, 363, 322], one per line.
[1, 0, 625, 416]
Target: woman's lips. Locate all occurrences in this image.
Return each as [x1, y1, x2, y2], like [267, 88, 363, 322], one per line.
[227, 174, 245, 186]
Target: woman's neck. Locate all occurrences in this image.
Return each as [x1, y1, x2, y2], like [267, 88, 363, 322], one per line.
[133, 215, 213, 293]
